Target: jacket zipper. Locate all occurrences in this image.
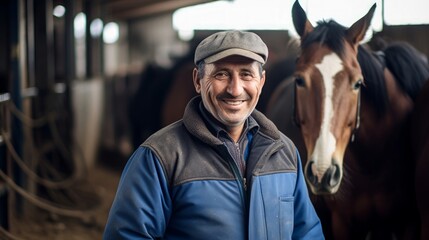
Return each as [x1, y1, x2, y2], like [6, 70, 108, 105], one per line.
[223, 140, 284, 204]
[229, 153, 247, 200]
[219, 145, 247, 207]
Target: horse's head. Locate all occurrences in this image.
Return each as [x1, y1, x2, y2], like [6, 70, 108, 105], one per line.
[291, 1, 376, 195]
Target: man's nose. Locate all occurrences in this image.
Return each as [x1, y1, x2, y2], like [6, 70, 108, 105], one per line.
[227, 76, 243, 96]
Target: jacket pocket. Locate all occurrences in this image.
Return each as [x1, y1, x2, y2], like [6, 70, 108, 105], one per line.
[279, 196, 294, 240]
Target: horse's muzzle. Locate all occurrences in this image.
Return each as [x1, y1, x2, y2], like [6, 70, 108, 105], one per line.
[305, 160, 342, 195]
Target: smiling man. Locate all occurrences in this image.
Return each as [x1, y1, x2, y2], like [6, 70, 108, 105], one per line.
[103, 30, 324, 240]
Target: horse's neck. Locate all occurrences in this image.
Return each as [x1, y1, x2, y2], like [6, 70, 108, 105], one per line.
[357, 70, 413, 152]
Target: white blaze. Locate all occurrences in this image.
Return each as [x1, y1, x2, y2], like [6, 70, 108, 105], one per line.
[311, 53, 343, 183]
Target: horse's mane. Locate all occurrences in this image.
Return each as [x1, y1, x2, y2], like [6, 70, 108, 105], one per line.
[357, 46, 388, 116]
[383, 42, 429, 100]
[301, 20, 347, 58]
[302, 20, 429, 115]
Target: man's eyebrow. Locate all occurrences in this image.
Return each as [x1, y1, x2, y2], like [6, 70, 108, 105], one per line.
[212, 62, 255, 72]
[211, 66, 229, 72]
[239, 67, 256, 73]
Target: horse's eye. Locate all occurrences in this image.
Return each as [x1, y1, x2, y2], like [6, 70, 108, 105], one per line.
[295, 77, 305, 87]
[353, 79, 363, 90]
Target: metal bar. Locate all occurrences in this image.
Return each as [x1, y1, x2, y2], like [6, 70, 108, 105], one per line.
[10, 0, 24, 218]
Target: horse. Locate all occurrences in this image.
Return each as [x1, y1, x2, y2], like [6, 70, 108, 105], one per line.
[128, 63, 170, 149]
[257, 38, 300, 113]
[409, 80, 429, 240]
[267, 1, 429, 239]
[128, 50, 197, 150]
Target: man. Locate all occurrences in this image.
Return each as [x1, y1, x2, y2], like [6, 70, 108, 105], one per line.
[103, 30, 324, 239]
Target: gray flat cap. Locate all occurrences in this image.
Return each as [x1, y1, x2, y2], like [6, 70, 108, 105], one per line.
[194, 30, 268, 65]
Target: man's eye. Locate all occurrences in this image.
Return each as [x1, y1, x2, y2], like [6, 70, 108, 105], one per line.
[214, 72, 229, 79]
[241, 72, 253, 80]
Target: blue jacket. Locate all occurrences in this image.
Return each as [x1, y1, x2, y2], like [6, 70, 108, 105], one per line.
[103, 97, 324, 239]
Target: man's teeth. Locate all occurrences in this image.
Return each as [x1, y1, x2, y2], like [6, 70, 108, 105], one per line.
[224, 100, 243, 105]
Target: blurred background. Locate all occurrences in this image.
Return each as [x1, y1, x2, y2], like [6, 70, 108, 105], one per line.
[0, 0, 428, 239]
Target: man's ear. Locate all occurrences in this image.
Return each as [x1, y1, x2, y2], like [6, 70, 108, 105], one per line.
[192, 68, 201, 93]
[260, 70, 266, 89]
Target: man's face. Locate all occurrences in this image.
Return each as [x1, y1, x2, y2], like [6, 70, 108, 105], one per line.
[193, 56, 266, 131]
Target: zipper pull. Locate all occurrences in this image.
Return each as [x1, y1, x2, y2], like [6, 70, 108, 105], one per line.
[243, 177, 247, 190]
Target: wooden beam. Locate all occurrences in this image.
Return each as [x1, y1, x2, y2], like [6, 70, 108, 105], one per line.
[105, 0, 217, 20]
[104, 0, 159, 11]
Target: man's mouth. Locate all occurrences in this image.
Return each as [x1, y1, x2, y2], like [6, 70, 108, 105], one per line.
[223, 100, 244, 105]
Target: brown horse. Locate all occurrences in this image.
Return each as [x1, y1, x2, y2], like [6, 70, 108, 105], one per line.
[266, 1, 429, 239]
[410, 80, 429, 240]
[128, 51, 197, 149]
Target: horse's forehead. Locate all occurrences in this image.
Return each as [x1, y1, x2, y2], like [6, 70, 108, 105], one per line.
[299, 48, 344, 89]
[316, 53, 344, 86]
[299, 45, 345, 72]
[300, 44, 332, 64]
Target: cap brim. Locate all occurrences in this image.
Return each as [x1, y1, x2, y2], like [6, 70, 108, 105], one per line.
[204, 48, 265, 64]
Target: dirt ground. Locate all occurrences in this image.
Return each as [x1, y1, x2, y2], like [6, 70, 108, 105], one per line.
[6, 163, 121, 240]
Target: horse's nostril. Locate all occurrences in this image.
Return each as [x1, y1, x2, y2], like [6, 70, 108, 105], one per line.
[328, 164, 341, 187]
[305, 161, 318, 185]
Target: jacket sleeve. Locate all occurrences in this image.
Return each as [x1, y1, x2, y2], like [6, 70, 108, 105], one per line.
[103, 146, 172, 239]
[292, 149, 325, 239]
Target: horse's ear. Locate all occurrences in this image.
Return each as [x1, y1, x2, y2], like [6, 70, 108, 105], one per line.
[292, 0, 314, 39]
[346, 3, 376, 48]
